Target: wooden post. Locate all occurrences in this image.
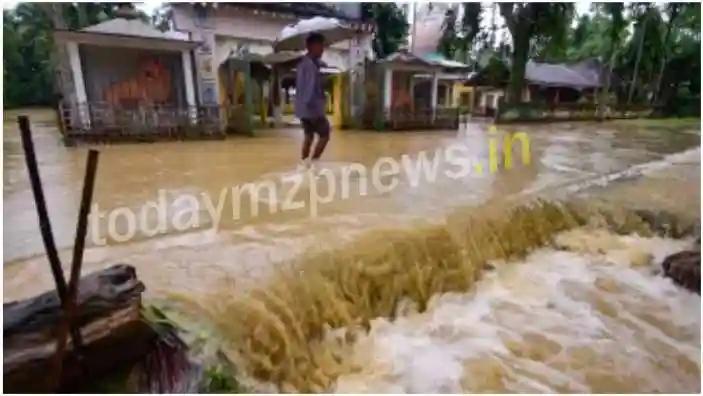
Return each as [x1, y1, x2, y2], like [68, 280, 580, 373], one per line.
[242, 51, 254, 135]
[260, 80, 267, 125]
[18, 116, 104, 389]
[53, 149, 100, 387]
[4, 265, 151, 393]
[431, 72, 439, 122]
[18, 115, 81, 386]
[18, 116, 70, 309]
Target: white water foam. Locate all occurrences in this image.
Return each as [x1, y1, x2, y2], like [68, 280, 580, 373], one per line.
[519, 146, 701, 199]
[333, 230, 700, 393]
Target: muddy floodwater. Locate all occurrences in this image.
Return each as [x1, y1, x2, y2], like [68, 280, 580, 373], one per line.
[3, 109, 701, 392]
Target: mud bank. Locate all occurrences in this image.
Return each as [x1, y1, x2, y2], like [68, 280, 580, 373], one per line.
[662, 237, 701, 294]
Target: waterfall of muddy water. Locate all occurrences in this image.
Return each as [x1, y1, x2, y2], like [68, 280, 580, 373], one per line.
[332, 231, 700, 393]
[3, 110, 701, 392]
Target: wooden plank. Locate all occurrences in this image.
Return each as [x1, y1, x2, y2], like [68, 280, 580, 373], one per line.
[3, 265, 151, 393]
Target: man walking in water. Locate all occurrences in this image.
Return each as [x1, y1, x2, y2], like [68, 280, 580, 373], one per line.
[295, 33, 330, 171]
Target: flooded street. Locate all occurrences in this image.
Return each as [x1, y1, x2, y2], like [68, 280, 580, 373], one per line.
[3, 109, 701, 392]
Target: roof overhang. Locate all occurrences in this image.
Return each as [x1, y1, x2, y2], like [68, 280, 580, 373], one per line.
[526, 81, 602, 90]
[380, 62, 443, 73]
[376, 51, 444, 73]
[53, 29, 201, 51]
[414, 72, 468, 80]
[220, 51, 305, 70]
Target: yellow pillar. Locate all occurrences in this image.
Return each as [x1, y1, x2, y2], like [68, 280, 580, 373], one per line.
[235, 72, 244, 104]
[332, 73, 342, 128]
[452, 82, 461, 107]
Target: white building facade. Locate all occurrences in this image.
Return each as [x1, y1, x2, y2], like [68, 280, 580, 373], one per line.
[171, 4, 374, 107]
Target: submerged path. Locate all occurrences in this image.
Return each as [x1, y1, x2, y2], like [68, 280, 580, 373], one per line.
[3, 110, 701, 392]
[3, 110, 699, 301]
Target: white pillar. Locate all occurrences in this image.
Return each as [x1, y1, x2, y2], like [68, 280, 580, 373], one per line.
[383, 67, 392, 119]
[181, 49, 197, 123]
[431, 73, 439, 121]
[67, 41, 90, 128]
[182, 50, 196, 107]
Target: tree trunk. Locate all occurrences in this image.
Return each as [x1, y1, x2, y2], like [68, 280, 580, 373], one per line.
[3, 265, 155, 393]
[652, 10, 679, 104]
[598, 39, 619, 118]
[627, 14, 649, 105]
[507, 26, 530, 104]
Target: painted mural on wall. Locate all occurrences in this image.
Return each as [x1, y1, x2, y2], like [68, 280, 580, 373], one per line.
[104, 58, 172, 106]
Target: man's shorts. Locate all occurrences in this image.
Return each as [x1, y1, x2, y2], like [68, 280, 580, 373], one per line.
[301, 117, 330, 139]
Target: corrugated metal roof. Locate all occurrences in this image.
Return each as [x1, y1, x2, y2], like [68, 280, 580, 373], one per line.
[379, 51, 438, 68]
[419, 52, 471, 70]
[525, 60, 603, 88]
[468, 56, 607, 89]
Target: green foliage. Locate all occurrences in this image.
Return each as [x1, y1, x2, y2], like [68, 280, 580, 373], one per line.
[438, 4, 482, 63]
[202, 365, 244, 393]
[362, 3, 409, 59]
[5, 1, 699, 117]
[464, 1, 700, 113]
[4, 6, 54, 107]
[498, 3, 575, 102]
[3, 3, 152, 109]
[143, 303, 249, 393]
[438, 6, 459, 59]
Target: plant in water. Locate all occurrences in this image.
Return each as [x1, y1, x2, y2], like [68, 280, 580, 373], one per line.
[141, 303, 250, 393]
[202, 364, 243, 393]
[197, 199, 606, 392]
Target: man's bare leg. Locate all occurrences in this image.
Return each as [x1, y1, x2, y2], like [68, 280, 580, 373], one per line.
[311, 118, 330, 160]
[301, 133, 314, 161]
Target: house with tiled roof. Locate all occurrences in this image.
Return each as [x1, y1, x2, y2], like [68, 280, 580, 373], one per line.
[466, 56, 613, 116]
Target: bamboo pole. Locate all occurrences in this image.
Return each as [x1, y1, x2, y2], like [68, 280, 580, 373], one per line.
[53, 149, 100, 388]
[18, 116, 100, 389]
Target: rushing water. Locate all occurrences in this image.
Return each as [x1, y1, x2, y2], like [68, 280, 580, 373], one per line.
[3, 109, 701, 392]
[333, 231, 700, 393]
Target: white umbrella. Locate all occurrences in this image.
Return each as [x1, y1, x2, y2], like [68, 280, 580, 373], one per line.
[274, 16, 358, 52]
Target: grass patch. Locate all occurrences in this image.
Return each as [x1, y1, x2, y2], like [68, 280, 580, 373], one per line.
[195, 199, 689, 392]
[610, 117, 701, 129]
